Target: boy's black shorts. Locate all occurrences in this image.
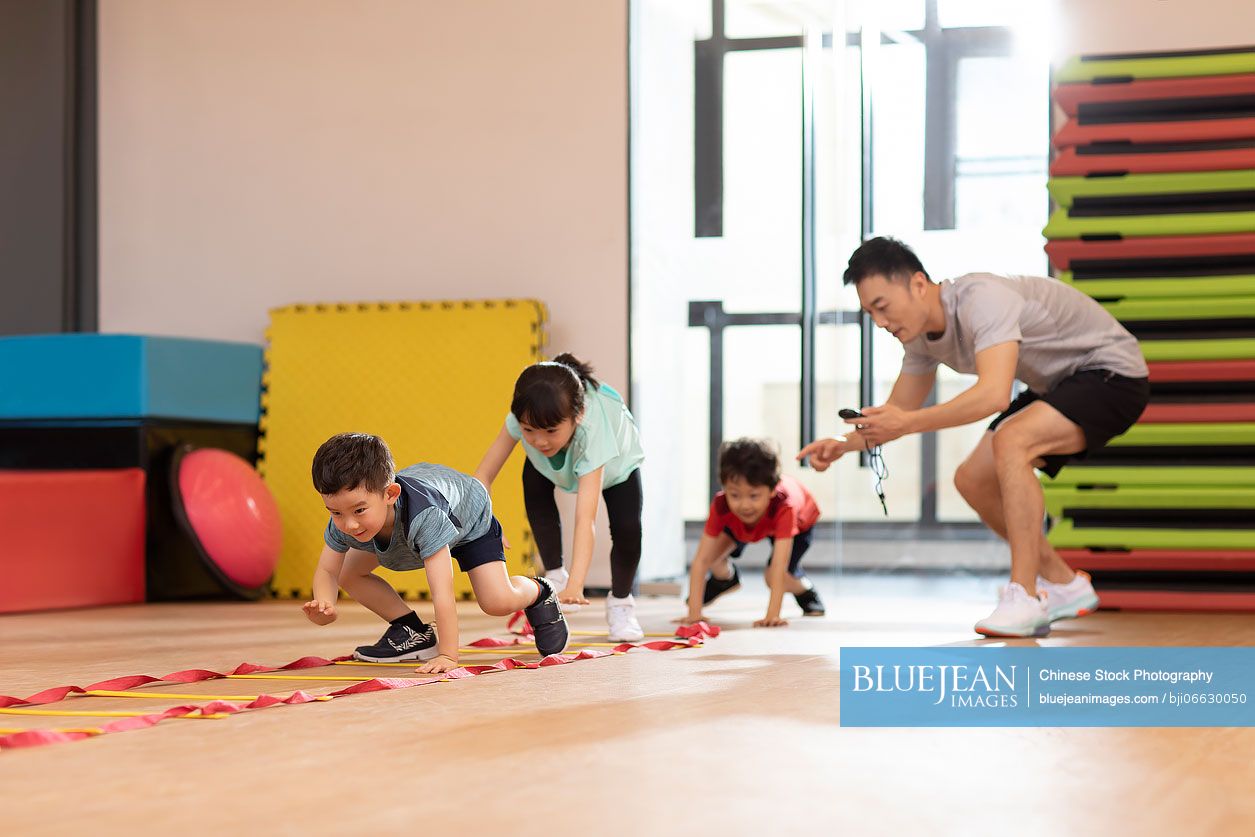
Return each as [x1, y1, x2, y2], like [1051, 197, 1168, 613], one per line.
[726, 525, 814, 578]
[987, 368, 1150, 478]
[450, 516, 507, 572]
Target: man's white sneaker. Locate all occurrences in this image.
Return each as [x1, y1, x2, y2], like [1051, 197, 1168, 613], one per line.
[1037, 571, 1100, 621]
[606, 594, 645, 643]
[545, 568, 581, 613]
[974, 582, 1050, 638]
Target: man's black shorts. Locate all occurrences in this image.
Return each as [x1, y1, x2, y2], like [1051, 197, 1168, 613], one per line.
[987, 369, 1150, 478]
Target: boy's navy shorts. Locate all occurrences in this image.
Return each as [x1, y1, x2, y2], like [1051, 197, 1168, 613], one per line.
[451, 516, 507, 572]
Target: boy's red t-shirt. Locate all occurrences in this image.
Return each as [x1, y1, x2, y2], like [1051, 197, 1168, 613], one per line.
[703, 474, 821, 543]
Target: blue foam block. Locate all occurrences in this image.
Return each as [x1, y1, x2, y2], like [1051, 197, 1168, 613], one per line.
[0, 334, 263, 424]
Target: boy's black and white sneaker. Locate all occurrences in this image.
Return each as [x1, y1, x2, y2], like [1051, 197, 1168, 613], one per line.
[524, 576, 570, 657]
[353, 622, 439, 662]
[702, 564, 741, 605]
[794, 587, 825, 617]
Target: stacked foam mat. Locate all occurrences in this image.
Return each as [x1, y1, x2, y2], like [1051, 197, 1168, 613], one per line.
[0, 335, 265, 612]
[1044, 46, 1255, 611]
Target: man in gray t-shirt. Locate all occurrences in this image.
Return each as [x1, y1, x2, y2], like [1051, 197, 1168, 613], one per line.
[799, 237, 1149, 640]
[899, 272, 1147, 394]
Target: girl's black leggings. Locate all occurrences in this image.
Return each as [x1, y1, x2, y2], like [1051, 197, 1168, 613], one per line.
[522, 459, 642, 599]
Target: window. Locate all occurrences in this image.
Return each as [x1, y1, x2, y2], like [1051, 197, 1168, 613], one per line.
[632, 0, 1052, 577]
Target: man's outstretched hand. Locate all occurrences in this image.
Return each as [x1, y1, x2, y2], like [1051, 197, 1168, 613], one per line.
[797, 438, 847, 471]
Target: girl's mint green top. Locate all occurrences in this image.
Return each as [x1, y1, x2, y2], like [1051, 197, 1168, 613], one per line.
[505, 382, 644, 493]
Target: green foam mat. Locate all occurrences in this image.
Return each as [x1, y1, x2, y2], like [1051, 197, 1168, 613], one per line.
[1041, 485, 1255, 517]
[1046, 519, 1255, 550]
[1044, 209, 1255, 240]
[1049, 170, 1255, 207]
[1101, 295, 1255, 321]
[1056, 50, 1255, 84]
[1060, 272, 1255, 299]
[1108, 422, 1255, 447]
[1137, 339, 1255, 362]
[1048, 466, 1255, 487]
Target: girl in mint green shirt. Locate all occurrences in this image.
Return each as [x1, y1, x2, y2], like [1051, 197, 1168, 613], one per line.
[475, 354, 646, 642]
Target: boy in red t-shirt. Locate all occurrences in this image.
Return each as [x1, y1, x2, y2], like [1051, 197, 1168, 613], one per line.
[680, 438, 824, 627]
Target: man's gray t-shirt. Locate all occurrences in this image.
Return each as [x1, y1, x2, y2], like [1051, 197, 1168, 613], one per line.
[901, 273, 1148, 394]
[323, 463, 493, 571]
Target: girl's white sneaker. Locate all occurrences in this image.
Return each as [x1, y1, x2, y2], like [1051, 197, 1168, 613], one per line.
[606, 593, 645, 643]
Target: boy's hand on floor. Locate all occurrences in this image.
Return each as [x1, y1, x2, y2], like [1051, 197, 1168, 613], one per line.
[415, 655, 459, 675]
[673, 613, 707, 625]
[302, 600, 338, 625]
[558, 587, 590, 606]
[753, 616, 789, 628]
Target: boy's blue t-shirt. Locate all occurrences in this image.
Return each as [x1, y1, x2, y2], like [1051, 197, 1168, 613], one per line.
[505, 382, 644, 493]
[323, 463, 493, 571]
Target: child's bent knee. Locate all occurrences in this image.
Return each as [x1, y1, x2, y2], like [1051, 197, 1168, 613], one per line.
[479, 597, 514, 617]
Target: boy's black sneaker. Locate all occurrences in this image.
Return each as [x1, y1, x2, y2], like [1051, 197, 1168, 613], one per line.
[524, 576, 570, 657]
[702, 564, 741, 605]
[353, 622, 439, 662]
[794, 587, 826, 617]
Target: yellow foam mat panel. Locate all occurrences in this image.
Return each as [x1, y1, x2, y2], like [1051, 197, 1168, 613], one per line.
[259, 299, 546, 600]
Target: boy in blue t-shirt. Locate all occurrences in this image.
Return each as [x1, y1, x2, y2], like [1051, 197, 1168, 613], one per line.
[302, 432, 568, 672]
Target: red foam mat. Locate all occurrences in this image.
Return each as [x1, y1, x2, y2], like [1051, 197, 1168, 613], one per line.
[1093, 590, 1255, 612]
[1053, 116, 1255, 149]
[1053, 73, 1255, 116]
[1148, 360, 1255, 382]
[1050, 146, 1255, 177]
[1140, 403, 1255, 423]
[1046, 233, 1255, 270]
[0, 469, 146, 613]
[1060, 549, 1255, 573]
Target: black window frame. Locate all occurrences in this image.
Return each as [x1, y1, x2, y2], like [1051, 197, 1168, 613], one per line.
[688, 0, 1016, 536]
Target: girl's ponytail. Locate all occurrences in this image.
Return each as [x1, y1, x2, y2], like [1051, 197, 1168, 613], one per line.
[552, 353, 599, 390]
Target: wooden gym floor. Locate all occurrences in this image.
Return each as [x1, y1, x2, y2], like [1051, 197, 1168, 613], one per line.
[1, 577, 1253, 836]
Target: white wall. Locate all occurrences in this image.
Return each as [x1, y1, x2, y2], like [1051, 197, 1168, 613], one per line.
[1056, 0, 1255, 57]
[98, 0, 628, 389]
[97, 0, 628, 587]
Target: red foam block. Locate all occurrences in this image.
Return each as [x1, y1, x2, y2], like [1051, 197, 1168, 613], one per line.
[1053, 116, 1255, 149]
[1059, 549, 1255, 573]
[1053, 74, 1255, 117]
[1140, 404, 1255, 423]
[0, 469, 145, 613]
[1147, 360, 1255, 383]
[1095, 590, 1255, 612]
[1050, 146, 1255, 177]
[1045, 233, 1255, 271]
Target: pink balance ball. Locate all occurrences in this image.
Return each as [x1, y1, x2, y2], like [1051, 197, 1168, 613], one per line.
[171, 447, 281, 597]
